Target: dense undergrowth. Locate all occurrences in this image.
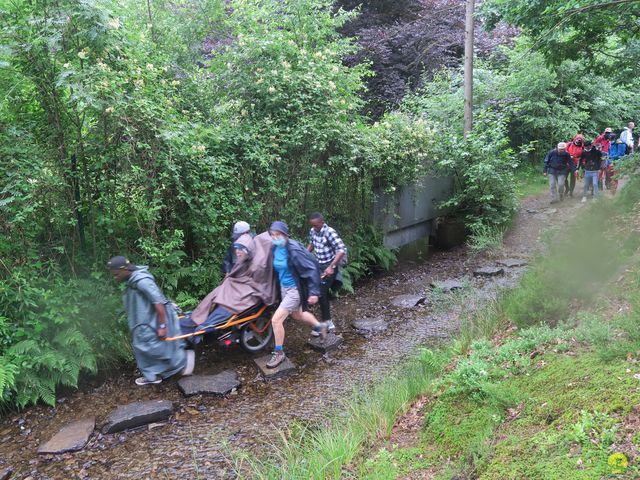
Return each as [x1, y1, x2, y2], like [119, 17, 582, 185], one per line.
[235, 166, 640, 479]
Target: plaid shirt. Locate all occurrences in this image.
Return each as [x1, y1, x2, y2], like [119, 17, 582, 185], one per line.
[309, 224, 346, 265]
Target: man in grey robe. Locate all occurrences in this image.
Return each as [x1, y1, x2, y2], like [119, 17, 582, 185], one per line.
[108, 256, 194, 386]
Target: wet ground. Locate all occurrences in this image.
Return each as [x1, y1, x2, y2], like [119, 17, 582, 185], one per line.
[0, 191, 587, 479]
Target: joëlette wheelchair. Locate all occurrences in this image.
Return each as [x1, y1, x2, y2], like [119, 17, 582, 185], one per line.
[166, 303, 275, 353]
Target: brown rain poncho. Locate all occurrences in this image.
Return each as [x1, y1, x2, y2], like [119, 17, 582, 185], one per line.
[190, 232, 277, 325]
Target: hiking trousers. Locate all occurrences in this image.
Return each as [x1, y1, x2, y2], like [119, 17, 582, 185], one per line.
[548, 171, 566, 202]
[583, 170, 599, 197]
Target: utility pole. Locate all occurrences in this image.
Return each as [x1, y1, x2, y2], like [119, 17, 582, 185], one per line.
[463, 0, 475, 138]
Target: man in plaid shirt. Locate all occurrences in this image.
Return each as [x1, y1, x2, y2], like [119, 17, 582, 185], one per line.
[307, 212, 346, 334]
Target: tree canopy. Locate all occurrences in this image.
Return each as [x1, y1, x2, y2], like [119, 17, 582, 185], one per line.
[482, 0, 640, 74]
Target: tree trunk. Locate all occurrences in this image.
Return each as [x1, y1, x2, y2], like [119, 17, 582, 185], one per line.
[463, 0, 475, 138]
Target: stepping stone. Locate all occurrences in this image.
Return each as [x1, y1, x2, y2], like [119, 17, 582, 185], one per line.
[391, 294, 426, 309]
[254, 355, 296, 380]
[38, 417, 95, 454]
[430, 279, 463, 292]
[497, 258, 528, 268]
[473, 266, 504, 277]
[352, 317, 388, 335]
[177, 371, 240, 397]
[306, 333, 343, 353]
[0, 467, 12, 480]
[103, 400, 173, 434]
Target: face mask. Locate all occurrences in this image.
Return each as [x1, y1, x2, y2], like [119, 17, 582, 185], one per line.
[272, 238, 285, 247]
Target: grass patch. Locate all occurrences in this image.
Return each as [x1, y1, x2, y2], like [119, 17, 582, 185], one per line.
[478, 348, 640, 479]
[516, 165, 548, 198]
[467, 223, 508, 254]
[229, 349, 451, 479]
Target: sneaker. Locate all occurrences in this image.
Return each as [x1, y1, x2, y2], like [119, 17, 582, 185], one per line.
[266, 350, 286, 369]
[135, 376, 162, 386]
[182, 350, 195, 376]
[311, 320, 335, 336]
[581, 197, 587, 203]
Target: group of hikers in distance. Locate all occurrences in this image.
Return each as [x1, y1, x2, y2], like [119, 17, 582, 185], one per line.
[108, 213, 347, 386]
[543, 121, 636, 204]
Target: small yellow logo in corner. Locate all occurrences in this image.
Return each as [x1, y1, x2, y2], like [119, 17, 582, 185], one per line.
[608, 452, 628, 474]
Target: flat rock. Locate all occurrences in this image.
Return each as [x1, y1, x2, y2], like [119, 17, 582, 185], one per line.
[473, 266, 505, 277]
[254, 355, 296, 380]
[38, 417, 95, 454]
[547, 208, 558, 214]
[430, 279, 463, 292]
[496, 258, 528, 268]
[390, 294, 426, 309]
[352, 317, 388, 335]
[0, 467, 12, 480]
[177, 371, 240, 397]
[306, 333, 343, 353]
[103, 400, 173, 434]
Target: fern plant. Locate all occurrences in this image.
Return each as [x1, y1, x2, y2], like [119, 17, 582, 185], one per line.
[0, 265, 127, 410]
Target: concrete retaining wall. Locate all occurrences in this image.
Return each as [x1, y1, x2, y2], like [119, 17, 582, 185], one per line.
[373, 175, 453, 248]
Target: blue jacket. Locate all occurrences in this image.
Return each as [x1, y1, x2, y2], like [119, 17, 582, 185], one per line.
[273, 238, 321, 311]
[609, 142, 627, 161]
[543, 149, 575, 174]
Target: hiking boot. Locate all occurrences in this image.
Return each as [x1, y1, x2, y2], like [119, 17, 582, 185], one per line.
[181, 349, 195, 376]
[266, 350, 286, 369]
[311, 320, 335, 336]
[135, 376, 162, 386]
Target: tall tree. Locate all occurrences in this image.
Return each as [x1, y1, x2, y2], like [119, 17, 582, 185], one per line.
[482, 0, 640, 73]
[336, 0, 516, 118]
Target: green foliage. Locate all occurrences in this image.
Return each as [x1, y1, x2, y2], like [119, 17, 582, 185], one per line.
[340, 226, 398, 293]
[0, 264, 128, 408]
[482, 0, 640, 78]
[570, 410, 617, 449]
[435, 111, 519, 230]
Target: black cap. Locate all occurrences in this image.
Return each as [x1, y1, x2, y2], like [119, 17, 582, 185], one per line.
[107, 256, 136, 271]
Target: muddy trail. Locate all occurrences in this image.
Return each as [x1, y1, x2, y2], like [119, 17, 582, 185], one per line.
[0, 192, 585, 479]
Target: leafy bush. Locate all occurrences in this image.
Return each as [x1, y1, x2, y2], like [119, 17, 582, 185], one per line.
[0, 265, 129, 408]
